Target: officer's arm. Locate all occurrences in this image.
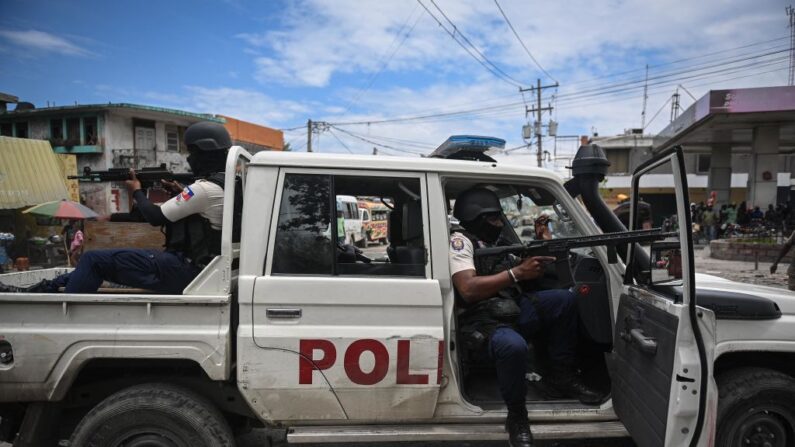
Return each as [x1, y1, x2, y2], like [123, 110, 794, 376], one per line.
[452, 269, 514, 303]
[132, 190, 169, 226]
[452, 256, 552, 303]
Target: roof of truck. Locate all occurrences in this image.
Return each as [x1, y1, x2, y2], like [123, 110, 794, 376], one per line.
[249, 151, 564, 184]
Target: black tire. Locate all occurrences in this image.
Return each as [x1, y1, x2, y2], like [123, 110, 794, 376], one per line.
[69, 383, 234, 447]
[716, 367, 795, 447]
[356, 231, 367, 248]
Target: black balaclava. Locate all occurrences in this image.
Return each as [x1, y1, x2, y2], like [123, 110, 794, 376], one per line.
[462, 214, 503, 244]
[187, 151, 228, 177]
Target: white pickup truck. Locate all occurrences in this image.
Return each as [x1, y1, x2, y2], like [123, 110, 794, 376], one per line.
[1, 142, 793, 447]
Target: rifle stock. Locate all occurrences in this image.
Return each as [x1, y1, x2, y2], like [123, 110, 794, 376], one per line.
[474, 228, 676, 287]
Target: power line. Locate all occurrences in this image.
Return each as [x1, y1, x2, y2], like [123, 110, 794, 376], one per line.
[340, 4, 423, 116]
[328, 48, 787, 127]
[493, 0, 556, 83]
[330, 126, 426, 155]
[327, 128, 354, 154]
[429, 0, 527, 86]
[565, 35, 790, 88]
[280, 37, 788, 131]
[282, 42, 788, 134]
[417, 0, 524, 88]
[644, 96, 673, 130]
[556, 48, 790, 101]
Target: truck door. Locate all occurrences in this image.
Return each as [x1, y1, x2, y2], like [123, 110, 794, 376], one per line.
[608, 146, 716, 447]
[247, 170, 444, 422]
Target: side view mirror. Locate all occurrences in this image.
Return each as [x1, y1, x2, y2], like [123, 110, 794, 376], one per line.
[650, 241, 683, 286]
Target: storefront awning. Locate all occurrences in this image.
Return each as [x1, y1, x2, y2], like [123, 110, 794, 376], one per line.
[0, 136, 69, 209]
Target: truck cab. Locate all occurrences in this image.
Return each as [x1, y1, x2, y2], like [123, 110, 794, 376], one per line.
[1, 141, 793, 447]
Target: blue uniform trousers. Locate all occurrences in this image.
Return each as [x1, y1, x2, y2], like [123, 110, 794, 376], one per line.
[488, 289, 578, 407]
[48, 248, 199, 294]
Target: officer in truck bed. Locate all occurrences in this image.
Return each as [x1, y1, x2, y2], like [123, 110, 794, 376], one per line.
[449, 187, 601, 447]
[0, 121, 231, 295]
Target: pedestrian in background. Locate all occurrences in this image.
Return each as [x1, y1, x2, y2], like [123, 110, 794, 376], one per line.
[771, 228, 795, 291]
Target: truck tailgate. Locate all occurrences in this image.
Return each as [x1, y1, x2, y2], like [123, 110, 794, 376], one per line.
[0, 291, 231, 402]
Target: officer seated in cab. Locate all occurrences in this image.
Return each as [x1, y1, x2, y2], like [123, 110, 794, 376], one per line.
[449, 187, 601, 447]
[0, 121, 231, 294]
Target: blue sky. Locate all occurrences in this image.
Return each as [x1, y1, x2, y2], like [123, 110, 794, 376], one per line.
[0, 0, 790, 159]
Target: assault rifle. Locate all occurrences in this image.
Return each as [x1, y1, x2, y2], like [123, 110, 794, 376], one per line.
[474, 228, 676, 287]
[69, 164, 195, 187]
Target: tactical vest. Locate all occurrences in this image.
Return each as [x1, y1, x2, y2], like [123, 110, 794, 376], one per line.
[455, 230, 522, 351]
[164, 172, 242, 268]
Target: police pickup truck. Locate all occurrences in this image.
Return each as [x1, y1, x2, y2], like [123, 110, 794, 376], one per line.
[1, 137, 793, 447]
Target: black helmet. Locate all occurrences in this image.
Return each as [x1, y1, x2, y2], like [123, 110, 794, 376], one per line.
[453, 187, 502, 222]
[184, 121, 232, 152]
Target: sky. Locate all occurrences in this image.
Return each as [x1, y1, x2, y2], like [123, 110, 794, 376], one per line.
[0, 0, 791, 161]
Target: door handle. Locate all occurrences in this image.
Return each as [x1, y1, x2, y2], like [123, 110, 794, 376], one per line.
[629, 328, 657, 355]
[266, 308, 302, 319]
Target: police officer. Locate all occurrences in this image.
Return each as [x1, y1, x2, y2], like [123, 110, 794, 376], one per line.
[0, 121, 231, 294]
[449, 187, 601, 447]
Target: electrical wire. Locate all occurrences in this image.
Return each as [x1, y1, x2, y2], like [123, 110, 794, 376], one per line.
[327, 128, 355, 154]
[330, 126, 426, 155]
[643, 96, 673, 130]
[340, 4, 423, 116]
[417, 0, 524, 88]
[565, 35, 790, 88]
[328, 51, 787, 127]
[280, 37, 790, 132]
[493, 0, 556, 83]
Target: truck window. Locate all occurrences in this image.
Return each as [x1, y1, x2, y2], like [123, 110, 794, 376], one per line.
[270, 173, 426, 277]
[272, 174, 333, 275]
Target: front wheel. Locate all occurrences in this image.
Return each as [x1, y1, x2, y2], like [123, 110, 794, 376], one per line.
[70, 383, 235, 447]
[716, 367, 795, 447]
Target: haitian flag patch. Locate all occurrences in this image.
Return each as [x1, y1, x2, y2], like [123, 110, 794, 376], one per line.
[179, 186, 194, 202]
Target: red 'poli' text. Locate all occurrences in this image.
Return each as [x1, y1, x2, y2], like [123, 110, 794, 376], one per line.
[299, 339, 444, 385]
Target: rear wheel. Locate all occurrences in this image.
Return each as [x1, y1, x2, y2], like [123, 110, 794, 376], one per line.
[70, 383, 234, 447]
[716, 367, 795, 447]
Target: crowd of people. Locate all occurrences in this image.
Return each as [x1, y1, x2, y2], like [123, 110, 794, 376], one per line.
[689, 201, 793, 242]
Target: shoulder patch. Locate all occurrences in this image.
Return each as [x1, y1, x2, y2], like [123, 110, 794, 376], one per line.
[450, 237, 465, 251]
[178, 186, 194, 202]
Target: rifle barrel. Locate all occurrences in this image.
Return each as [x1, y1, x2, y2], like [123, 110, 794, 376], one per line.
[475, 228, 676, 257]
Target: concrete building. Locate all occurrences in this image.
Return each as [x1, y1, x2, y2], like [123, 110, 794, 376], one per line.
[596, 86, 795, 221]
[0, 102, 284, 215]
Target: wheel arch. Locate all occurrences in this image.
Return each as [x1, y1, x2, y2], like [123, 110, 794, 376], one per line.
[714, 350, 795, 380]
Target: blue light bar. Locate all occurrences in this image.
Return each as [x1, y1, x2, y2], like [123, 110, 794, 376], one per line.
[430, 135, 506, 161]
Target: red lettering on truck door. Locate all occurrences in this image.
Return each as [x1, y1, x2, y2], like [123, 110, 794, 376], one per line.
[299, 339, 336, 384]
[396, 339, 429, 384]
[344, 339, 389, 385]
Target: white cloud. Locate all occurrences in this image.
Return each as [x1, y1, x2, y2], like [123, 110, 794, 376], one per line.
[158, 86, 311, 127]
[230, 0, 787, 145]
[0, 29, 94, 57]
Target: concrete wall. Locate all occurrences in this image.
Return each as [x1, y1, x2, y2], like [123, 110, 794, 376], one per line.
[710, 239, 793, 264]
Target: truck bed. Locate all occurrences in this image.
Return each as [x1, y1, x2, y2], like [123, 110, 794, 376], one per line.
[0, 268, 231, 403]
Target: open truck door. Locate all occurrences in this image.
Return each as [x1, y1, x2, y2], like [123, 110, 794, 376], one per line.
[608, 146, 716, 447]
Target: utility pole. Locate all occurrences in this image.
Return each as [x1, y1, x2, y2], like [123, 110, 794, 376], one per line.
[520, 78, 557, 167]
[307, 119, 313, 152]
[788, 5, 795, 86]
[641, 64, 649, 129]
[670, 90, 681, 123]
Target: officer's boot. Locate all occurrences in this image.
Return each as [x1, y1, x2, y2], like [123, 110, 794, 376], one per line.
[505, 406, 534, 447]
[545, 365, 603, 405]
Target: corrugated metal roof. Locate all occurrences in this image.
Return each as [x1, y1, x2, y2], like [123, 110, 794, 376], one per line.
[0, 136, 70, 209]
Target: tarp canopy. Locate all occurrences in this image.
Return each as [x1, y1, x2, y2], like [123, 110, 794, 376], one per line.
[0, 136, 70, 209]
